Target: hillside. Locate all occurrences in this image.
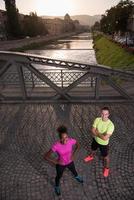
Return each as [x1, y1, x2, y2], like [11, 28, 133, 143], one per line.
[71, 15, 101, 26]
[41, 14, 101, 26]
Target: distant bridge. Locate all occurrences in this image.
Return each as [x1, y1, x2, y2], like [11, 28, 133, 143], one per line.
[0, 51, 134, 103]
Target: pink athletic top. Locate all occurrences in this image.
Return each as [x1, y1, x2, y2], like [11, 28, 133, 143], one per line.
[51, 138, 76, 165]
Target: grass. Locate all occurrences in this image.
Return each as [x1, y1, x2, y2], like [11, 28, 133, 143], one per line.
[93, 34, 134, 70]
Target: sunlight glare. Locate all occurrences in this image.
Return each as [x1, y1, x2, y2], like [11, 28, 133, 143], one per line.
[35, 0, 73, 16]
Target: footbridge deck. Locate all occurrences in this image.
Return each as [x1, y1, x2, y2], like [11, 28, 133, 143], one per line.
[0, 103, 134, 200]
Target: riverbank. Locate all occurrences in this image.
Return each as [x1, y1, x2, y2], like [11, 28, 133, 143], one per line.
[93, 34, 134, 70]
[0, 32, 79, 51]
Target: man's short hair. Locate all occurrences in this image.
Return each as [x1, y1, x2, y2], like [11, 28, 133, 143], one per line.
[101, 107, 110, 112]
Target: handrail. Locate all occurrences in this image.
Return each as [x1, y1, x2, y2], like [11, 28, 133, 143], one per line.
[0, 51, 134, 79]
[0, 51, 134, 103]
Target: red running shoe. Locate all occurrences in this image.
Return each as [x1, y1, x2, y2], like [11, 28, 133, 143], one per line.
[103, 168, 110, 177]
[84, 155, 94, 162]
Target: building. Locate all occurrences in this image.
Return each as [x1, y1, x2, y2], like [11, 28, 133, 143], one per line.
[63, 14, 75, 32]
[43, 14, 83, 35]
[0, 8, 84, 40]
[44, 18, 64, 35]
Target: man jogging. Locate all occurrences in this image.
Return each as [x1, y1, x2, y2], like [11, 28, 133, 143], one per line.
[84, 107, 114, 177]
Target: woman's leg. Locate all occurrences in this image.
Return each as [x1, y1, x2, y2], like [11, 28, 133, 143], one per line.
[67, 161, 78, 177]
[67, 162, 83, 183]
[55, 164, 65, 186]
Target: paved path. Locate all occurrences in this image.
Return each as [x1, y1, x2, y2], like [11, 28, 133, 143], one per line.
[0, 103, 134, 200]
[0, 32, 76, 51]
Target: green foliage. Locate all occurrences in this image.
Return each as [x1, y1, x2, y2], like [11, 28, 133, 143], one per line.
[94, 34, 134, 70]
[5, 3, 22, 38]
[5, 1, 48, 38]
[22, 12, 48, 37]
[92, 22, 101, 31]
[93, 33, 103, 41]
[100, 0, 134, 34]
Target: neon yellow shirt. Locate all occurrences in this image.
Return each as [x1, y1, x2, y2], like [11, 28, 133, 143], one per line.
[93, 117, 114, 145]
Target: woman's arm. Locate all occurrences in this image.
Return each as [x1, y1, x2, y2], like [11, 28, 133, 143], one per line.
[44, 149, 58, 165]
[72, 141, 80, 159]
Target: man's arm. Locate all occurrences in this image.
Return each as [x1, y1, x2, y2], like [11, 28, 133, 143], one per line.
[97, 132, 112, 140]
[91, 127, 112, 141]
[91, 127, 98, 136]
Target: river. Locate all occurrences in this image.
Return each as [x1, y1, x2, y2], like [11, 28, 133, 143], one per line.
[26, 32, 97, 64]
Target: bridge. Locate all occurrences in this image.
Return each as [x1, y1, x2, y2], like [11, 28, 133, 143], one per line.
[0, 51, 134, 103]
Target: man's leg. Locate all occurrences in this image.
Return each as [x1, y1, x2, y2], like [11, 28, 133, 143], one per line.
[104, 155, 110, 168]
[67, 162, 83, 183]
[84, 138, 98, 162]
[100, 145, 110, 177]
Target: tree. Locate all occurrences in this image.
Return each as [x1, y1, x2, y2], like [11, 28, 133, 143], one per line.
[91, 21, 100, 31]
[100, 0, 134, 34]
[22, 12, 48, 37]
[4, 0, 21, 38]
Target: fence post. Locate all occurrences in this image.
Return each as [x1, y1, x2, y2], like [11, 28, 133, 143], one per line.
[17, 65, 27, 100]
[61, 70, 63, 88]
[95, 76, 101, 100]
[31, 71, 35, 88]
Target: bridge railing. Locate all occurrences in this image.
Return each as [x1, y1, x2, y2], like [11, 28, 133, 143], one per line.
[0, 51, 134, 103]
[0, 68, 96, 88]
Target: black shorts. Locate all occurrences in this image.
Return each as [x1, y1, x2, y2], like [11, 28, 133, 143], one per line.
[91, 138, 109, 157]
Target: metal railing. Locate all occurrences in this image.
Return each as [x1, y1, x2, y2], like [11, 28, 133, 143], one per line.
[0, 51, 134, 103]
[0, 68, 96, 88]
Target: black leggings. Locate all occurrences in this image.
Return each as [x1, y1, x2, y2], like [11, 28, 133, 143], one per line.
[55, 161, 78, 186]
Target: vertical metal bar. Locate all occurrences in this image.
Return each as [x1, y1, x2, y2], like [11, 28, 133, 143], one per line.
[0, 93, 5, 100]
[95, 76, 101, 100]
[31, 71, 35, 88]
[17, 65, 27, 100]
[1, 76, 5, 89]
[91, 77, 93, 87]
[61, 70, 63, 88]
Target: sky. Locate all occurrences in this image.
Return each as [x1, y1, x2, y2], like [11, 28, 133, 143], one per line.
[0, 0, 122, 16]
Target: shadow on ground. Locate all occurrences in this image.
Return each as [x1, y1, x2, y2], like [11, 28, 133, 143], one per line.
[0, 103, 134, 200]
